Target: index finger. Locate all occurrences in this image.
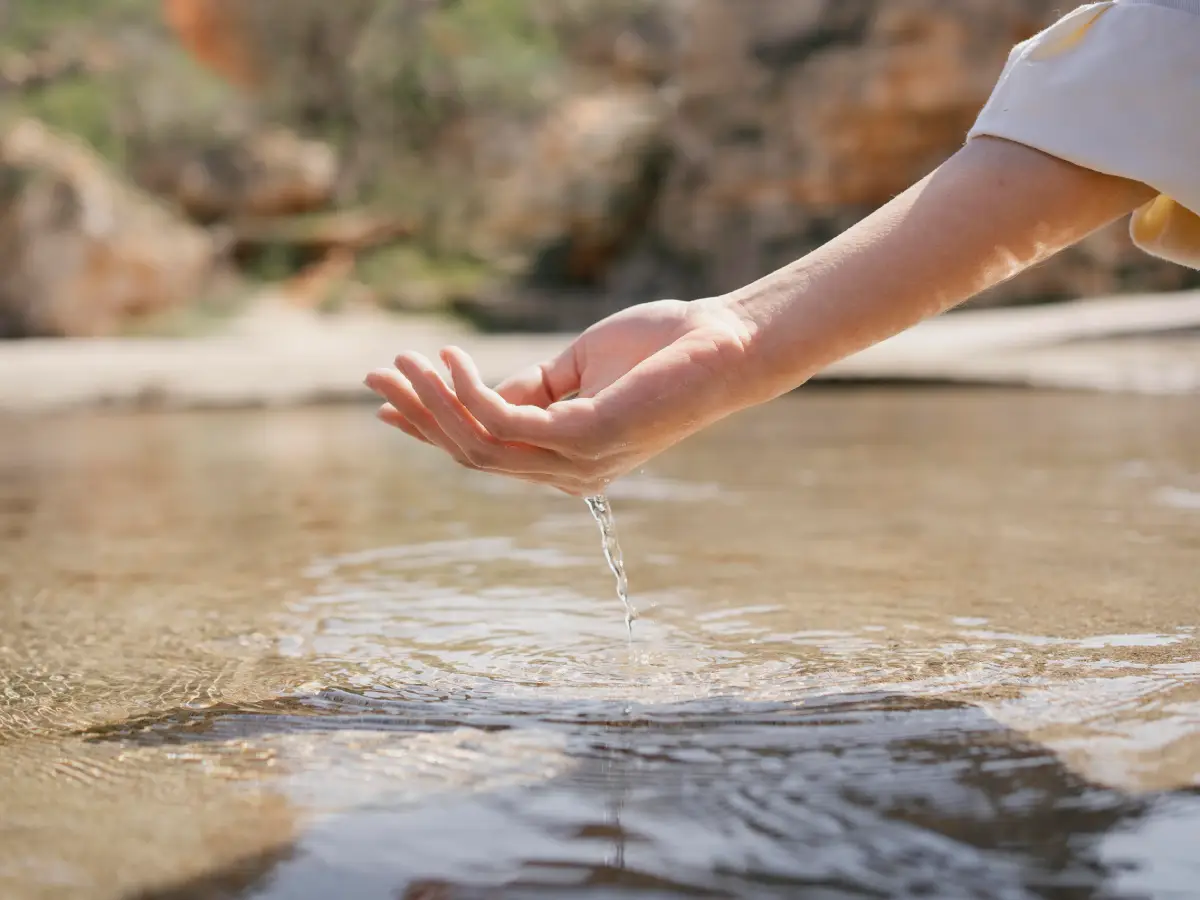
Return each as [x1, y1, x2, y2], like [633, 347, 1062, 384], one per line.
[492, 343, 581, 408]
[441, 346, 595, 454]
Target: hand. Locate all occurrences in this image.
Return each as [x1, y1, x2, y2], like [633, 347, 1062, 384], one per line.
[366, 139, 1155, 497]
[364, 298, 756, 496]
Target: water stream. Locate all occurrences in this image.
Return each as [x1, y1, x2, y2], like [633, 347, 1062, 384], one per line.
[585, 494, 637, 638]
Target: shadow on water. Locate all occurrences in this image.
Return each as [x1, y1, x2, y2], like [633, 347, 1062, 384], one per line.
[82, 688, 1193, 900]
[124, 847, 296, 900]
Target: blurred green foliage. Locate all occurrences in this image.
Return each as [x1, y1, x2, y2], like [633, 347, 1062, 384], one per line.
[16, 79, 121, 158]
[0, 0, 156, 51]
[1, 0, 567, 156]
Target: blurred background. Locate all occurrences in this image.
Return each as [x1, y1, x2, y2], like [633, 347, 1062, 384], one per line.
[6, 7, 1200, 899]
[2, 0, 1199, 343]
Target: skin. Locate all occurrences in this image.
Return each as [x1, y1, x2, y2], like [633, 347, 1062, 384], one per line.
[365, 136, 1156, 496]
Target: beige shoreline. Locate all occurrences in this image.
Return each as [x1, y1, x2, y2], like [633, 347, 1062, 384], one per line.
[1, 291, 1199, 413]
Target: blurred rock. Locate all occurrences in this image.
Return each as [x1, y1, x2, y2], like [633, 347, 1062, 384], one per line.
[228, 209, 412, 255]
[0, 43, 115, 91]
[473, 85, 670, 285]
[611, 0, 1101, 302]
[469, 0, 1199, 328]
[453, 285, 629, 334]
[153, 0, 1197, 329]
[0, 119, 217, 338]
[132, 128, 338, 221]
[275, 248, 358, 310]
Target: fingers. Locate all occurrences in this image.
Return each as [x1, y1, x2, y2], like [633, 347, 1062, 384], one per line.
[374, 406, 595, 495]
[390, 352, 595, 479]
[490, 343, 581, 408]
[365, 369, 473, 466]
[366, 348, 618, 495]
[440, 346, 595, 454]
[376, 403, 430, 445]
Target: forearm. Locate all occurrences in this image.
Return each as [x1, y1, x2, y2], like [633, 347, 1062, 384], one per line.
[723, 136, 1157, 402]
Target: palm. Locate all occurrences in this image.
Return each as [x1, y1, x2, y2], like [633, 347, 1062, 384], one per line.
[570, 300, 694, 401]
[490, 296, 751, 472]
[367, 295, 752, 496]
[490, 299, 695, 409]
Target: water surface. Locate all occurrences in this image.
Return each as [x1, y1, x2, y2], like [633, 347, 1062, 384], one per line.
[2, 390, 1199, 899]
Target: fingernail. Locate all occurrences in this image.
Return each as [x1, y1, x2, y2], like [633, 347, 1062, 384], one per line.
[401, 356, 431, 379]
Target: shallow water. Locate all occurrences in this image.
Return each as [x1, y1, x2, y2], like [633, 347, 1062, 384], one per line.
[2, 389, 1199, 900]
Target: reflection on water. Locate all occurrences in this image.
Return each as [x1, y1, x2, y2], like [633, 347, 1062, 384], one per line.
[2, 391, 1199, 899]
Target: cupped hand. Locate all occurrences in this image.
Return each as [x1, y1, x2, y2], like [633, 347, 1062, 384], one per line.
[364, 298, 757, 496]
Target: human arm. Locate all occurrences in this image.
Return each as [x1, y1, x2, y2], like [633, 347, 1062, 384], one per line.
[723, 135, 1156, 403]
[365, 135, 1154, 495]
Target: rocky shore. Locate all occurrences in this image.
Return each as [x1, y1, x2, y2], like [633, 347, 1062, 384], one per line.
[3, 1, 1199, 343]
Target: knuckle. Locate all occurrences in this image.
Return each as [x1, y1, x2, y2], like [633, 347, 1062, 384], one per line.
[481, 413, 513, 442]
[460, 446, 486, 467]
[463, 439, 499, 468]
[458, 390, 503, 430]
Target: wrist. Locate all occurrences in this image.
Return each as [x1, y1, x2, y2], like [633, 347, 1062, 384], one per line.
[690, 290, 812, 408]
[717, 268, 827, 402]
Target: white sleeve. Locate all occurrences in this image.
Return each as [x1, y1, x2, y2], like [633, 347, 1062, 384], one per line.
[968, 0, 1200, 268]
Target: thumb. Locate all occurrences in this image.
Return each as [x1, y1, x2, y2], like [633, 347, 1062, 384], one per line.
[488, 341, 582, 409]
